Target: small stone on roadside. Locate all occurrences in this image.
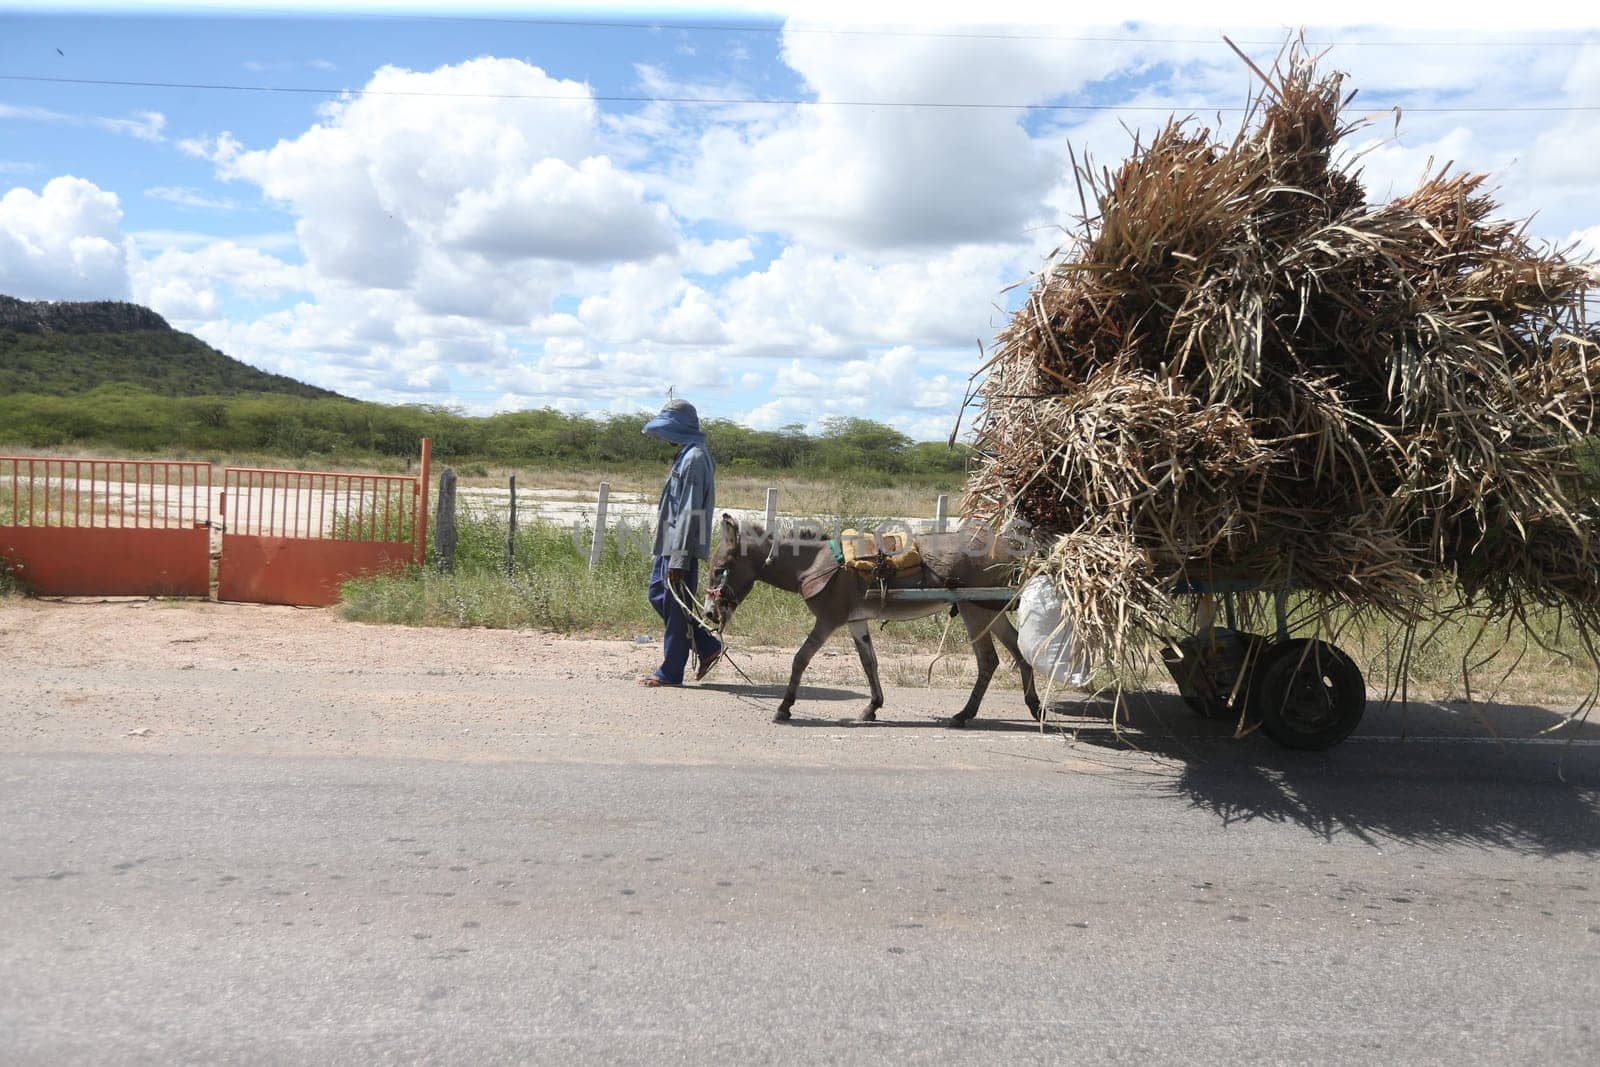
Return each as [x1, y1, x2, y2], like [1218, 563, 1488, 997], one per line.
[127, 727, 152, 737]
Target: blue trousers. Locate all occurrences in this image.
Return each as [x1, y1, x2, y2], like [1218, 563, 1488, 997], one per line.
[648, 555, 722, 685]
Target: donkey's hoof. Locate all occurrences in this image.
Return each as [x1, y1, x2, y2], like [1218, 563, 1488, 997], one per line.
[772, 707, 793, 724]
[1027, 701, 1043, 722]
[946, 713, 974, 729]
[858, 705, 878, 723]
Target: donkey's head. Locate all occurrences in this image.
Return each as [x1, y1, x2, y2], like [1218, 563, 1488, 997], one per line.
[705, 513, 765, 628]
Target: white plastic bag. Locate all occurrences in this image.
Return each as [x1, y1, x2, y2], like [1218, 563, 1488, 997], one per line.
[1016, 575, 1093, 689]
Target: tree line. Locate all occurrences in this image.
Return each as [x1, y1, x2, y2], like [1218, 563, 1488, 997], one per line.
[0, 385, 970, 481]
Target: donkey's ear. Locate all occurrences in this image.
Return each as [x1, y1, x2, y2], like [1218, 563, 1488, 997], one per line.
[721, 511, 739, 535]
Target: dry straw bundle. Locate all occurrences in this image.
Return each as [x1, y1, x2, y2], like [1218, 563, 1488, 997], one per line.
[966, 40, 1600, 696]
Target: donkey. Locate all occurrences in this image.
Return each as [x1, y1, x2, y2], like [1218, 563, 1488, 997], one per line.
[703, 513, 1041, 727]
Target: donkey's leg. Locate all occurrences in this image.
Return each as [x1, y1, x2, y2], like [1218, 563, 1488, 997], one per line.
[848, 620, 885, 722]
[775, 618, 836, 723]
[948, 605, 1001, 728]
[988, 610, 1042, 721]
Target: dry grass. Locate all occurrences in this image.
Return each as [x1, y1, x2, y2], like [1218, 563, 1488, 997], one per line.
[966, 38, 1600, 700]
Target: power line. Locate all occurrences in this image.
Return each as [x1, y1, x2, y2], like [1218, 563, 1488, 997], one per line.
[4, 73, 1600, 114]
[194, 10, 1600, 49]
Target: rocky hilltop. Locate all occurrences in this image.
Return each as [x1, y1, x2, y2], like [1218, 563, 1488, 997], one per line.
[0, 295, 173, 334]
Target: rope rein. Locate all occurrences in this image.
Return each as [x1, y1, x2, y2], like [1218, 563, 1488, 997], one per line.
[664, 560, 772, 697]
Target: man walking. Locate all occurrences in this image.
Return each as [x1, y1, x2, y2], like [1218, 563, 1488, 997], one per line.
[638, 398, 723, 687]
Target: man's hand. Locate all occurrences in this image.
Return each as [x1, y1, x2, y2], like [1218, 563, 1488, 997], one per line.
[668, 567, 687, 586]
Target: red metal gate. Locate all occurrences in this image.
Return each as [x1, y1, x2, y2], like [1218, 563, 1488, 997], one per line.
[0, 456, 212, 597]
[216, 441, 430, 606]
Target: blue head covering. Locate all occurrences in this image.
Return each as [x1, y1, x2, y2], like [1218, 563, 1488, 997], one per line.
[642, 399, 704, 446]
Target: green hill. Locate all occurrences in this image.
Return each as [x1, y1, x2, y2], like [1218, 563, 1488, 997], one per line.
[0, 294, 342, 399]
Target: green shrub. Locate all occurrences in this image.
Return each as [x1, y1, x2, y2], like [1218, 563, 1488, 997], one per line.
[0, 554, 21, 597]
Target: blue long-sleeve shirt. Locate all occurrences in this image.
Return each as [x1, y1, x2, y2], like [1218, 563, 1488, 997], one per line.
[652, 442, 716, 568]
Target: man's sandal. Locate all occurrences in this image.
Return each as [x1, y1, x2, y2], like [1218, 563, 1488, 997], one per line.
[637, 676, 679, 688]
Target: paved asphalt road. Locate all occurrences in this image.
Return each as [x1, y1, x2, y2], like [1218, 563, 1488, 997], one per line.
[4, 743, 1599, 1064]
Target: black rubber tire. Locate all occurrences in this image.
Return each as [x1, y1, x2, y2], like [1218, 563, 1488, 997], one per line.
[1250, 638, 1365, 750]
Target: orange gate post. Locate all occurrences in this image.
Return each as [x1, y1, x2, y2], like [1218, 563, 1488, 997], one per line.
[0, 456, 212, 597]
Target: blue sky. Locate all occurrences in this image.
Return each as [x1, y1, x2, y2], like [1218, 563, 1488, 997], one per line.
[3, 3, 1599, 438]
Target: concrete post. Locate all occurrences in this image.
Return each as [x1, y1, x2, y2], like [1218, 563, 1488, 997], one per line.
[434, 468, 457, 573]
[589, 481, 610, 570]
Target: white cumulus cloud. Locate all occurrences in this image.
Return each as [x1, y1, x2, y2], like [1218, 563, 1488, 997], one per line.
[748, 343, 964, 433]
[442, 156, 673, 263]
[674, 27, 1140, 250]
[717, 243, 1021, 357]
[217, 56, 676, 294]
[131, 240, 310, 325]
[0, 176, 131, 301]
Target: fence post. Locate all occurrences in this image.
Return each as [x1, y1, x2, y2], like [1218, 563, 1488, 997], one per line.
[934, 493, 949, 533]
[506, 474, 517, 576]
[414, 438, 432, 566]
[589, 481, 610, 570]
[434, 468, 457, 573]
[764, 487, 778, 536]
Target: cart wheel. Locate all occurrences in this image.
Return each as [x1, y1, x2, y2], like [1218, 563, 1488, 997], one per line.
[1250, 638, 1365, 750]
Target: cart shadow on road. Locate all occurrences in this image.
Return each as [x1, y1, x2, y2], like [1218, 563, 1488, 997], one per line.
[1053, 692, 1600, 854]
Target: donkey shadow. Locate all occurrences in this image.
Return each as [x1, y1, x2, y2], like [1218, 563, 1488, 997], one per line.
[698, 682, 861, 703]
[779, 715, 1052, 733]
[1055, 691, 1600, 855]
[706, 679, 1051, 731]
